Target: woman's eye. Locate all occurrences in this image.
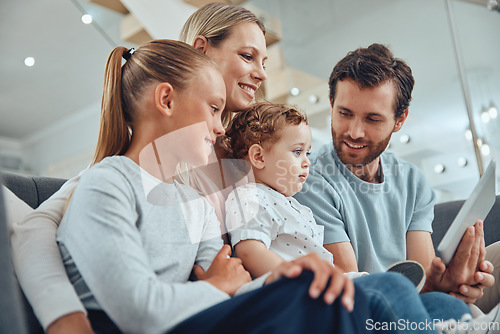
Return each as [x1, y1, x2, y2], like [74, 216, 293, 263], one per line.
[241, 54, 253, 61]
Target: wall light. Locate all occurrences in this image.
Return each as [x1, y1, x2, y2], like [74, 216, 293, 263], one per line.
[481, 144, 491, 156]
[399, 134, 410, 144]
[457, 157, 468, 167]
[290, 87, 300, 96]
[465, 129, 472, 141]
[489, 105, 498, 119]
[481, 110, 490, 123]
[308, 95, 319, 104]
[434, 164, 446, 174]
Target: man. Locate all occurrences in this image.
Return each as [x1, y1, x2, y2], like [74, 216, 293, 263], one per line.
[295, 44, 495, 304]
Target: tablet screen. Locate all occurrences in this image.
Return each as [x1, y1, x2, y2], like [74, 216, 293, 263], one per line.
[436, 160, 496, 265]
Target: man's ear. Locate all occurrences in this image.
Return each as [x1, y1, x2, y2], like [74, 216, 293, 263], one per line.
[393, 108, 409, 133]
[155, 82, 174, 117]
[192, 35, 209, 53]
[247, 144, 266, 169]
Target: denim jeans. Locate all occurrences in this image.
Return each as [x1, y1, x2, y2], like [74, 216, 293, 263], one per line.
[170, 270, 373, 334]
[356, 272, 471, 334]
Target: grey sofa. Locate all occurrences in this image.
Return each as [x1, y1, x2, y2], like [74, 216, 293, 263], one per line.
[1, 170, 500, 333]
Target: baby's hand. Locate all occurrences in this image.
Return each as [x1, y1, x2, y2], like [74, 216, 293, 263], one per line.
[194, 245, 251, 296]
[265, 253, 354, 311]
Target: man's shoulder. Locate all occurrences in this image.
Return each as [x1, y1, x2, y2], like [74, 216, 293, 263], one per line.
[381, 151, 426, 181]
[309, 142, 335, 166]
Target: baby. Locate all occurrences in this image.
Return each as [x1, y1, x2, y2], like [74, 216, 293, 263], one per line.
[223, 102, 425, 289]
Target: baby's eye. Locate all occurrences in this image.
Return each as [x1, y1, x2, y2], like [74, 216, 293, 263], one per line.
[211, 106, 220, 113]
[306, 151, 311, 156]
[293, 149, 302, 156]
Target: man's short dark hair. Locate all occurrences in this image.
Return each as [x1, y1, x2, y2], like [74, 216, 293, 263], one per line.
[328, 43, 414, 119]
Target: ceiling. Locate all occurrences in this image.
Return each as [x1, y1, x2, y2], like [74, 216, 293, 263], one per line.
[1, 0, 499, 201]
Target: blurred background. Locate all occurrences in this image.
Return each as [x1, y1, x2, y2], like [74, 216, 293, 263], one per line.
[1, 0, 499, 203]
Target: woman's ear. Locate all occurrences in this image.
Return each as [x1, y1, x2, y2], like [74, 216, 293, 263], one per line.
[192, 35, 209, 53]
[247, 144, 266, 169]
[155, 82, 174, 117]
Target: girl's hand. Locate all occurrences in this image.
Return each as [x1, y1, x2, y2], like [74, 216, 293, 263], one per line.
[194, 245, 251, 296]
[265, 253, 354, 311]
[47, 312, 93, 334]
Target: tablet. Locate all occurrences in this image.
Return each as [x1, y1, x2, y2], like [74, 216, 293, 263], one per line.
[436, 159, 496, 265]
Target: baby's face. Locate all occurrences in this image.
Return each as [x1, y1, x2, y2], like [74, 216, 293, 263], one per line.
[259, 122, 312, 197]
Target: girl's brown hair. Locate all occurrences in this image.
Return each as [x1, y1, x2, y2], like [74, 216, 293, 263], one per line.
[91, 39, 217, 165]
[224, 102, 308, 159]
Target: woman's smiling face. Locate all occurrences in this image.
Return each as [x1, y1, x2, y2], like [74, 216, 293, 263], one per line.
[204, 22, 267, 113]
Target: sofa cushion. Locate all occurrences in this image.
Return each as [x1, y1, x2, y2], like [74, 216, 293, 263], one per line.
[432, 195, 500, 249]
[2, 172, 66, 209]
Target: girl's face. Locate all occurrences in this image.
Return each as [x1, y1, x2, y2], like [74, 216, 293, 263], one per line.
[205, 22, 267, 113]
[169, 66, 226, 167]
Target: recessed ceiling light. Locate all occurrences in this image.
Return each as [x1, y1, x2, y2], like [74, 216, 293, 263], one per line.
[24, 57, 35, 67]
[399, 134, 410, 144]
[457, 157, 468, 167]
[81, 14, 93, 24]
[434, 164, 446, 174]
[290, 87, 300, 96]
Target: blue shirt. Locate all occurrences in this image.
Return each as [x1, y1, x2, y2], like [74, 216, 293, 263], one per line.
[294, 143, 435, 272]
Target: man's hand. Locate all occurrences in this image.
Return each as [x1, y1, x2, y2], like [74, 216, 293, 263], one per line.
[194, 245, 251, 296]
[423, 221, 495, 303]
[47, 312, 93, 334]
[265, 253, 354, 311]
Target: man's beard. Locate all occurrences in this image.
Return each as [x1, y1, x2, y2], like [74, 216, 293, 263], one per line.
[331, 128, 391, 168]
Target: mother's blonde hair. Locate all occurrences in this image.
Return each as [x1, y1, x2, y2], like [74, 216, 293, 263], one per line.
[180, 3, 265, 126]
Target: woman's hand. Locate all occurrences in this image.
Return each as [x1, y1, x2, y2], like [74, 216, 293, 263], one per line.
[194, 245, 251, 296]
[265, 253, 354, 311]
[47, 312, 93, 334]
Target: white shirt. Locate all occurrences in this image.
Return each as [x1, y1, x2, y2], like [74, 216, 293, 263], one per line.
[227, 183, 333, 263]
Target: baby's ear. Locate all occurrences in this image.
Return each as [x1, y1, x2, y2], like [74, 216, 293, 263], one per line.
[247, 144, 265, 169]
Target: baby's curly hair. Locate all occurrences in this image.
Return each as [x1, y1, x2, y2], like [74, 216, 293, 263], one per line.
[223, 102, 308, 159]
